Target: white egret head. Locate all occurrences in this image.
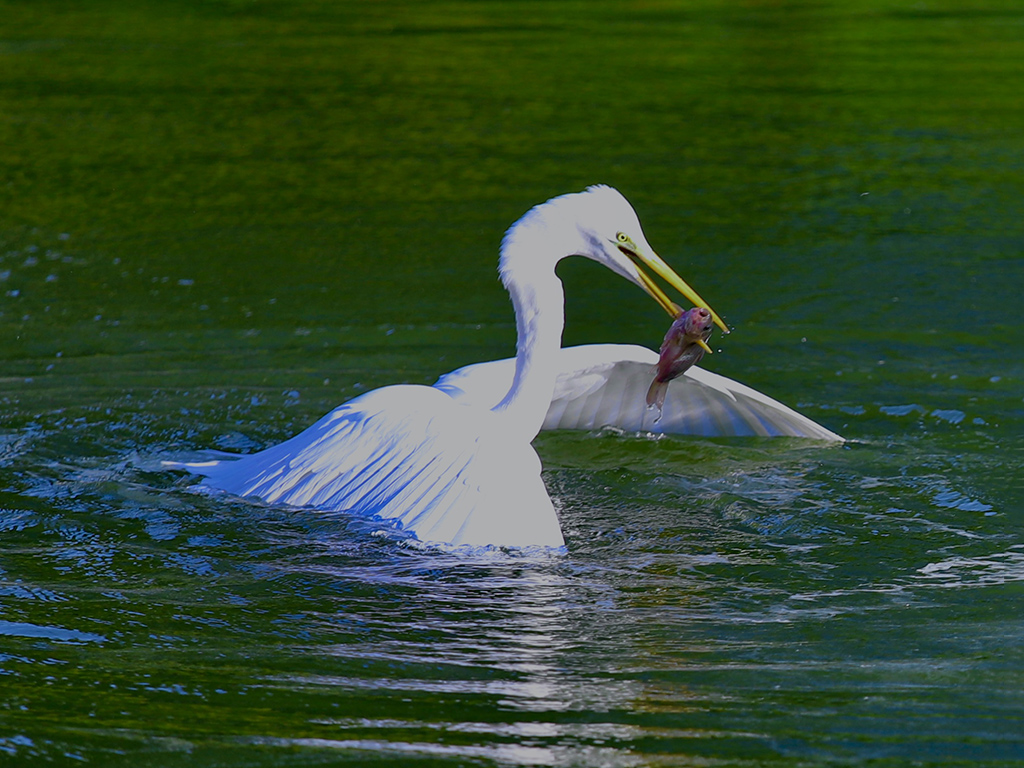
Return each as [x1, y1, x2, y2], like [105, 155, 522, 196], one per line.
[502, 185, 727, 333]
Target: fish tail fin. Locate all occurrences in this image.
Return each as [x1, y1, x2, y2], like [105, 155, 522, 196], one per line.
[646, 378, 668, 411]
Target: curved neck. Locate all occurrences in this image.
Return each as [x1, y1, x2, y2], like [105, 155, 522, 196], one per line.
[492, 249, 566, 443]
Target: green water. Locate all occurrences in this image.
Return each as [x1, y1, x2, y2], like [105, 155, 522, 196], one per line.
[2, 0, 1023, 764]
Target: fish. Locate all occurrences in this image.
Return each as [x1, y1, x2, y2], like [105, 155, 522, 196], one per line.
[645, 306, 714, 413]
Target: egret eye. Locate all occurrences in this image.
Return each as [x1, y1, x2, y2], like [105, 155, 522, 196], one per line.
[616, 232, 630, 244]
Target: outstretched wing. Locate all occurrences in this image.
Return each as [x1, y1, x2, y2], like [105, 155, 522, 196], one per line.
[435, 344, 842, 441]
[168, 385, 563, 547]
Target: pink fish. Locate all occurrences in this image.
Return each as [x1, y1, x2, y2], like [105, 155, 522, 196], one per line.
[645, 307, 714, 412]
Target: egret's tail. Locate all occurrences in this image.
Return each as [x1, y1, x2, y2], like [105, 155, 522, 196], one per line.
[161, 452, 243, 479]
[162, 459, 220, 471]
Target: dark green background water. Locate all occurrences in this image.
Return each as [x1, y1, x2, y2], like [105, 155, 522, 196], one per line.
[2, 1, 1022, 765]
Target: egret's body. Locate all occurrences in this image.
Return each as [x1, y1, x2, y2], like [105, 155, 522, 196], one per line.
[171, 186, 839, 547]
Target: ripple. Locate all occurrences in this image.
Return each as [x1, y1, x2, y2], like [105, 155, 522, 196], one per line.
[880, 404, 926, 417]
[0, 619, 105, 643]
[932, 488, 994, 513]
[918, 546, 1024, 587]
[931, 409, 966, 424]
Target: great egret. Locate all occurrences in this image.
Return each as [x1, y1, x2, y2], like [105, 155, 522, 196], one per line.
[169, 186, 839, 548]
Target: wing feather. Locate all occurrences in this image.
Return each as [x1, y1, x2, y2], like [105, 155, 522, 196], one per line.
[435, 344, 842, 441]
[171, 384, 564, 547]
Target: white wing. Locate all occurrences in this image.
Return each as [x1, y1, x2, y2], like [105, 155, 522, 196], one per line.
[435, 344, 842, 442]
[169, 384, 564, 548]
[168, 345, 836, 547]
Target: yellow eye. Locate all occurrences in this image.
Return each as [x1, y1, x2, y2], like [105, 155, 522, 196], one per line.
[616, 232, 630, 244]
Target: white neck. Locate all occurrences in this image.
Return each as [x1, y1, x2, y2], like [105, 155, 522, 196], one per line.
[491, 209, 576, 443]
[491, 262, 564, 442]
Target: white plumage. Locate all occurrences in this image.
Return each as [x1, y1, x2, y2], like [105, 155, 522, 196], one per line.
[436, 344, 842, 441]
[168, 186, 840, 548]
[186, 385, 562, 547]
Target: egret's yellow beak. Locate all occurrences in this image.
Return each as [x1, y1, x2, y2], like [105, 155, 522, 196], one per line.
[621, 246, 728, 335]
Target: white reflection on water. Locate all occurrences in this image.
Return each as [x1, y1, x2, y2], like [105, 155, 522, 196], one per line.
[918, 545, 1024, 587]
[251, 547, 775, 765]
[246, 735, 633, 767]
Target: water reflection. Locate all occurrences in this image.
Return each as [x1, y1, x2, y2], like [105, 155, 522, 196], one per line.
[917, 546, 1024, 588]
[255, 546, 760, 765]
